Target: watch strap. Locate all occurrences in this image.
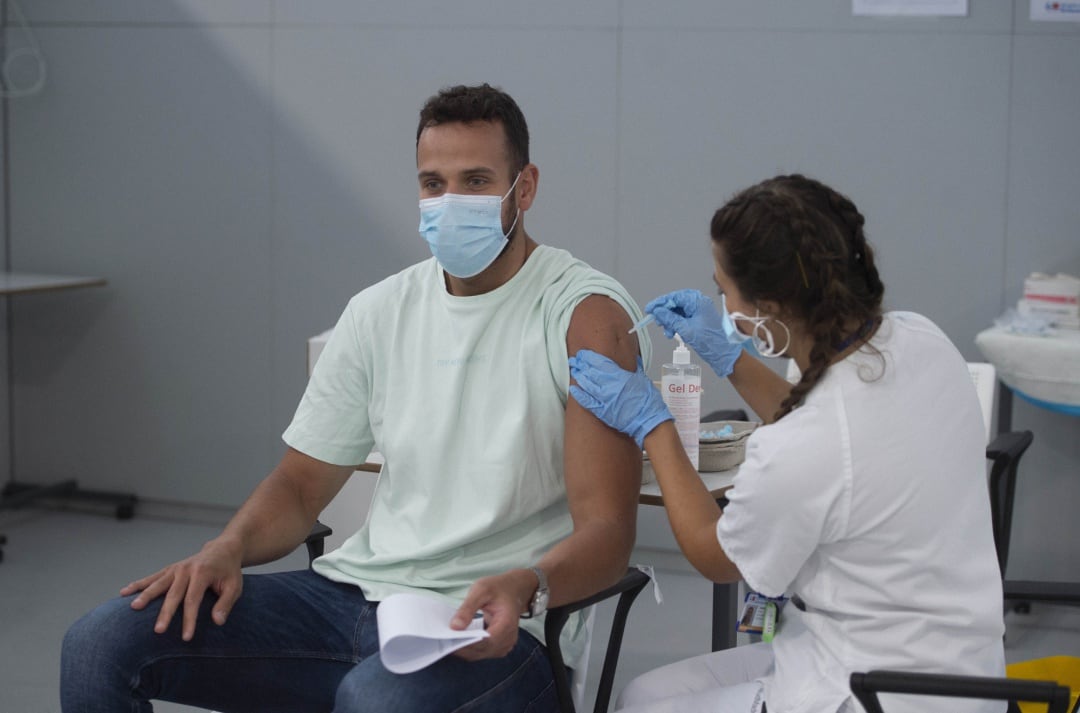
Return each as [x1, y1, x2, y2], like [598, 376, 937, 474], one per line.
[529, 566, 547, 594]
[521, 566, 549, 618]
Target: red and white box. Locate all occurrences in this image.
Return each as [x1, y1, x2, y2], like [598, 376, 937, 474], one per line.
[1018, 273, 1080, 330]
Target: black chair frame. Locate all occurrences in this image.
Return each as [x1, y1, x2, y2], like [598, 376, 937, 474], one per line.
[986, 429, 1032, 577]
[986, 428, 1080, 607]
[544, 567, 651, 713]
[850, 670, 1073, 713]
[992, 384, 1080, 607]
[303, 522, 651, 713]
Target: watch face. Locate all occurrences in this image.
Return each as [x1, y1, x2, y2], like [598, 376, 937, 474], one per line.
[533, 589, 549, 616]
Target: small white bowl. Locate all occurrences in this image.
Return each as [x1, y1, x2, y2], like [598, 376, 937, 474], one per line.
[642, 420, 759, 482]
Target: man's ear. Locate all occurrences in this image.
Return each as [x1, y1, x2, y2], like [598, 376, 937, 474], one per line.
[516, 163, 539, 212]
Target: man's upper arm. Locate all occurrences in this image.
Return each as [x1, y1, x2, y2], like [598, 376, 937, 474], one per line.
[277, 447, 357, 521]
[563, 295, 642, 530]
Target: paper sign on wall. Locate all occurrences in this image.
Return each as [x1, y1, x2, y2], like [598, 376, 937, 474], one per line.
[853, 0, 967, 15]
[1031, 1, 1080, 21]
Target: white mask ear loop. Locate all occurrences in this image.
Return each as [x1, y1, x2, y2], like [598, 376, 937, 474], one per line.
[502, 171, 522, 201]
[501, 172, 522, 238]
[503, 209, 520, 239]
[751, 312, 791, 358]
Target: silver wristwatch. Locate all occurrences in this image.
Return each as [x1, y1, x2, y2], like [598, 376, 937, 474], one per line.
[520, 566, 549, 619]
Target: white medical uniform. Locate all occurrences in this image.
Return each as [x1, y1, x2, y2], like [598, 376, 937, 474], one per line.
[618, 312, 1006, 713]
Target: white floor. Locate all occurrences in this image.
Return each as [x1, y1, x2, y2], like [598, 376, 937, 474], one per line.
[2, 505, 1077, 713]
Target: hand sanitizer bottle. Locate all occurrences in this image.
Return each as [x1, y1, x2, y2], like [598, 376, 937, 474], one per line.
[661, 334, 702, 469]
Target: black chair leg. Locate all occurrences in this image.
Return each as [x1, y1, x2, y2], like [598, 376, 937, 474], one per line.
[592, 579, 650, 713]
[543, 568, 651, 713]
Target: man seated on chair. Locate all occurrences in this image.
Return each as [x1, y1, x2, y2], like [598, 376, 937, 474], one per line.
[60, 83, 649, 713]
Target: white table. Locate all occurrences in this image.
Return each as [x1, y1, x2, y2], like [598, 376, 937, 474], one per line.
[0, 273, 136, 563]
[976, 326, 1080, 422]
[639, 465, 738, 506]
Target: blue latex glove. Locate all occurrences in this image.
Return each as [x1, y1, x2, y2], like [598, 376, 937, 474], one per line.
[568, 350, 673, 447]
[644, 289, 746, 378]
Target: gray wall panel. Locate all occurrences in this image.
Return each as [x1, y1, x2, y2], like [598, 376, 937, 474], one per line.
[5, 2, 1078, 578]
[619, 29, 1011, 358]
[23, 0, 271, 25]
[1005, 35, 1080, 300]
[10, 27, 275, 504]
[271, 1, 618, 28]
[997, 33, 1080, 577]
[623, 0, 1012, 32]
[618, 24, 1017, 550]
[1016, 2, 1080, 34]
[268, 26, 620, 435]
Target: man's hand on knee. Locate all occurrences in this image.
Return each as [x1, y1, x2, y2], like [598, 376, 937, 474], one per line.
[121, 537, 244, 641]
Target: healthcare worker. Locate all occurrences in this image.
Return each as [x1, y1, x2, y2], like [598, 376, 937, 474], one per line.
[569, 174, 1006, 713]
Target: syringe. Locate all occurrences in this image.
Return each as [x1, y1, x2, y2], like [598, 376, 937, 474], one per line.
[627, 314, 655, 335]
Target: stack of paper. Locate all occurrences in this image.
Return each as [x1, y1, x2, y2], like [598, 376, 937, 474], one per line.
[376, 592, 488, 674]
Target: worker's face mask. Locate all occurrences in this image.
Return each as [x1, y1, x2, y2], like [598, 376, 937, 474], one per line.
[721, 294, 790, 358]
[418, 173, 521, 279]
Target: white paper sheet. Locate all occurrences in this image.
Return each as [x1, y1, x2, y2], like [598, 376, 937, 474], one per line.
[376, 592, 489, 674]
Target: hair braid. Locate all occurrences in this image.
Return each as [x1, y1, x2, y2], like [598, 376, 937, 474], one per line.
[711, 174, 886, 421]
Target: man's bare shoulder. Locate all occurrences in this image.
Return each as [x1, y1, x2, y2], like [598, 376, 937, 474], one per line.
[566, 295, 638, 371]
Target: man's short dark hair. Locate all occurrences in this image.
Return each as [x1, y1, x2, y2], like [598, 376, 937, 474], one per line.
[416, 83, 530, 174]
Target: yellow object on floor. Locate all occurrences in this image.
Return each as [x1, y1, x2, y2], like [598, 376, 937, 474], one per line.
[1007, 656, 1080, 713]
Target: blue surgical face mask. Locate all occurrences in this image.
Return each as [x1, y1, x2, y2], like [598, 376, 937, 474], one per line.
[720, 294, 790, 358]
[418, 173, 521, 279]
[719, 294, 751, 345]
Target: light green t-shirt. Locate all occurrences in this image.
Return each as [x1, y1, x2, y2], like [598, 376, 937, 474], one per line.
[282, 246, 650, 668]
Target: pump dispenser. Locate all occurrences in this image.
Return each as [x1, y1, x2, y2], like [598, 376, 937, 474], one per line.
[661, 334, 702, 469]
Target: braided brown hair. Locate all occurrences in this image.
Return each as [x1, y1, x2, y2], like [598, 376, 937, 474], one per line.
[710, 175, 885, 421]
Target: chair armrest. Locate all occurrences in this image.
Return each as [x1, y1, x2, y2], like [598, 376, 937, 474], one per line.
[986, 430, 1033, 465]
[850, 670, 1072, 713]
[547, 568, 652, 618]
[544, 568, 651, 713]
[304, 521, 333, 564]
[1004, 579, 1080, 604]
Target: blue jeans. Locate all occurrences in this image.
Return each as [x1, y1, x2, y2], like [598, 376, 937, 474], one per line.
[60, 569, 558, 713]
